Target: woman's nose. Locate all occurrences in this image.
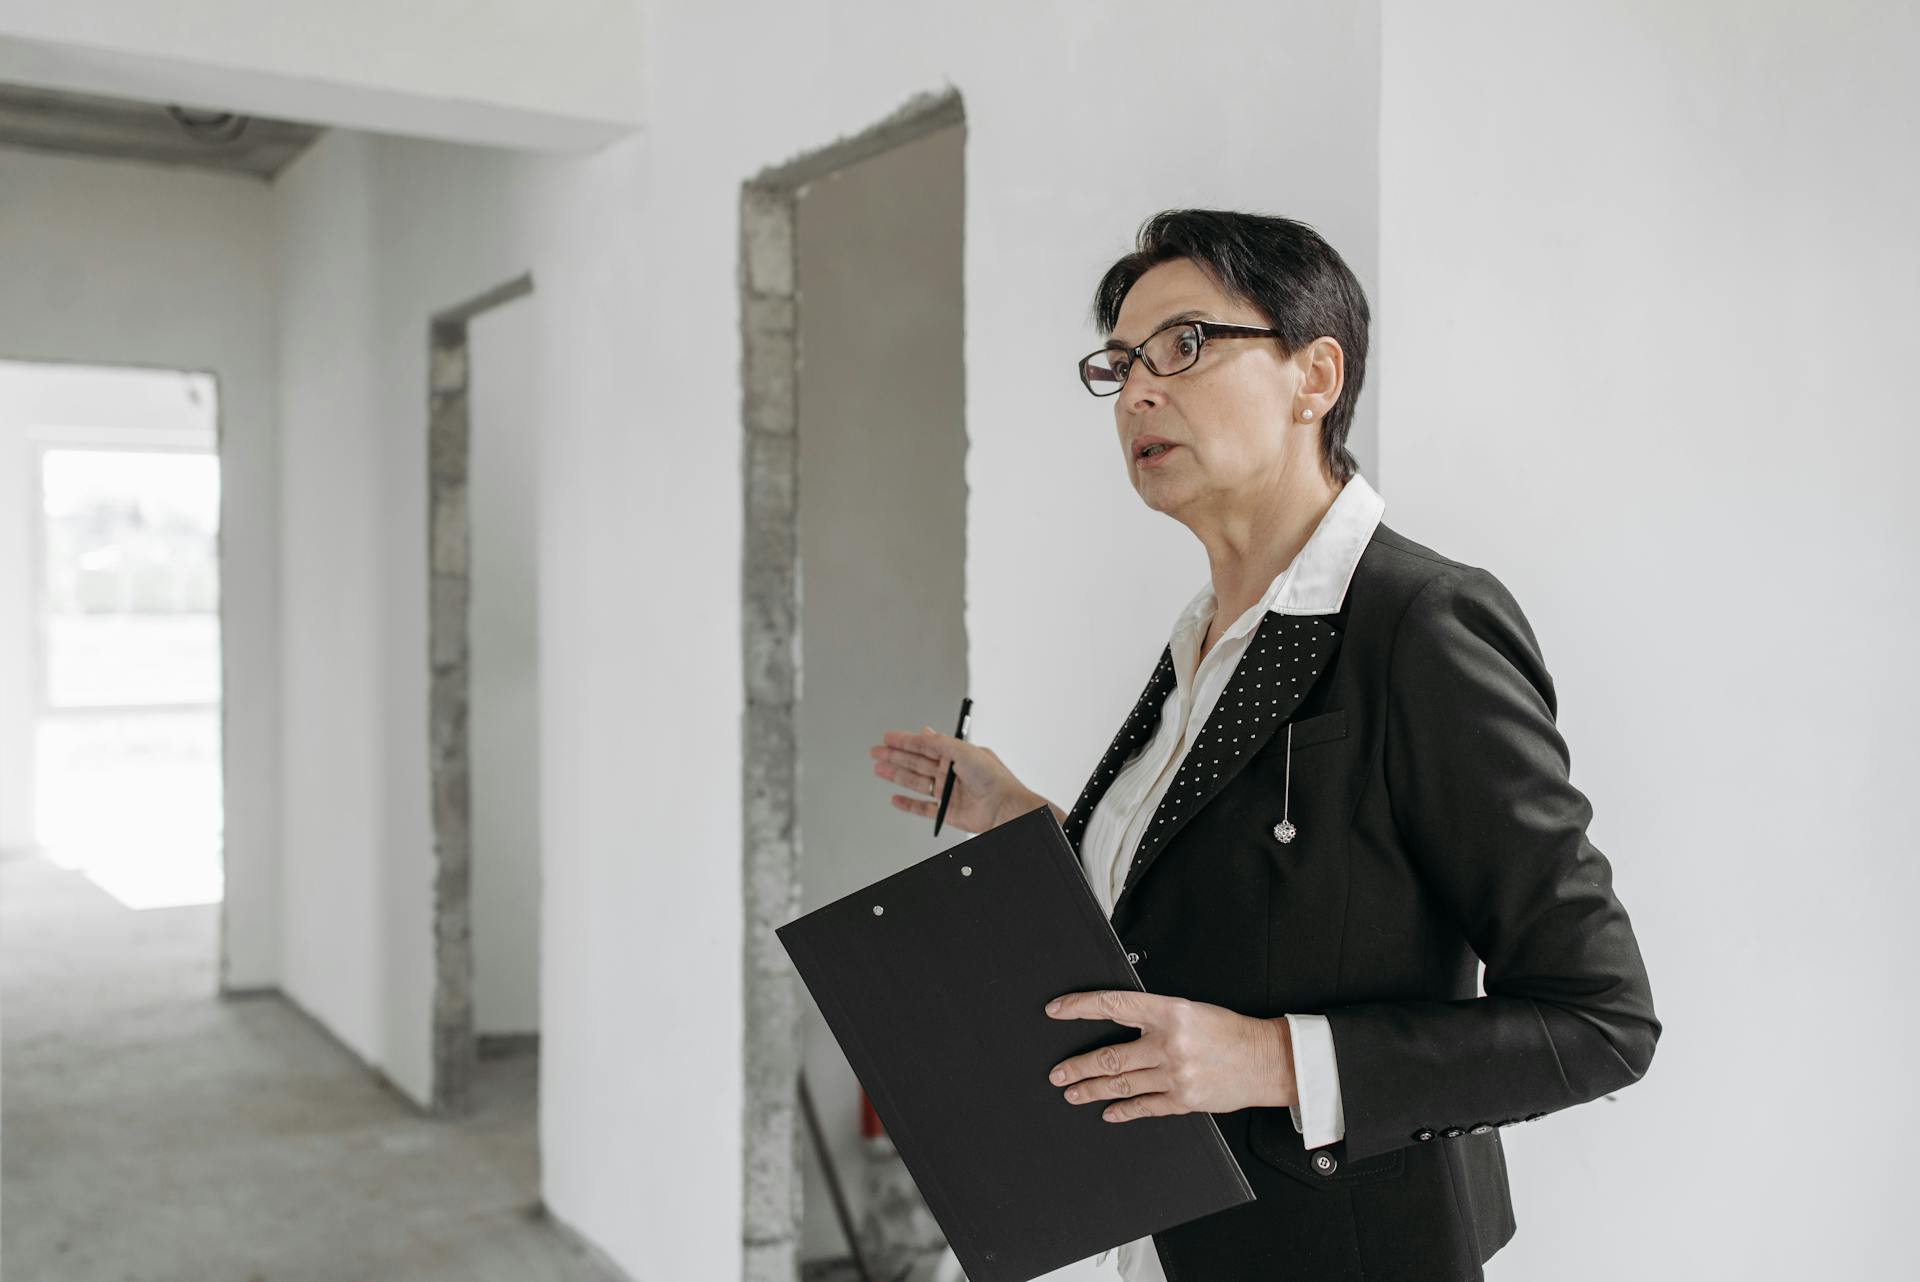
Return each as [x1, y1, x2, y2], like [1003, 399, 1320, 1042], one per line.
[1123, 368, 1167, 412]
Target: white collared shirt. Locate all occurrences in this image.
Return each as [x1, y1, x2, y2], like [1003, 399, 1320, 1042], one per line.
[1078, 471, 1386, 1280]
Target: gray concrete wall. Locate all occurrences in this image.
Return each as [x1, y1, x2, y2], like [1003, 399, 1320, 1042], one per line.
[792, 121, 967, 1262]
[469, 294, 543, 1037]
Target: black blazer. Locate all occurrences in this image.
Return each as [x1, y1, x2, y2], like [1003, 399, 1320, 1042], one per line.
[1060, 520, 1660, 1282]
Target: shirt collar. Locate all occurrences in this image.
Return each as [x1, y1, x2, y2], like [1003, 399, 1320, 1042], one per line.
[1171, 470, 1386, 650]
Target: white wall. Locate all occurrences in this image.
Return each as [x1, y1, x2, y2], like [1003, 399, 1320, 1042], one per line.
[267, 117, 691, 1270]
[10, 3, 1385, 1277]
[8, 2, 1915, 1276]
[605, 7, 1379, 1277]
[470, 295, 542, 1036]
[0, 146, 281, 989]
[1377, 1, 1919, 1276]
[275, 156, 546, 1062]
[272, 130, 387, 1058]
[263, 7, 1378, 1274]
[0, 0, 645, 149]
[272, 129, 602, 1103]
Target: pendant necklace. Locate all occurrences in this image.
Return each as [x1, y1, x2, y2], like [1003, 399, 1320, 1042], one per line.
[1272, 722, 1297, 843]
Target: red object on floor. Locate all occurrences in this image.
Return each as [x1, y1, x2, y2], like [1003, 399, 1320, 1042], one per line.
[859, 1088, 886, 1139]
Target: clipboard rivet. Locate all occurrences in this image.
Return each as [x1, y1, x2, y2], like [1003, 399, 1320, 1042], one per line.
[960, 865, 972, 876]
[872, 905, 884, 915]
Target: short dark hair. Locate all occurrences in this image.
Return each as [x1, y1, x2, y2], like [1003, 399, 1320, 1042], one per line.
[1090, 209, 1370, 485]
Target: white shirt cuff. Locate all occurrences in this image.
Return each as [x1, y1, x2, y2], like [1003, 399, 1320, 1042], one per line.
[1285, 1012, 1345, 1150]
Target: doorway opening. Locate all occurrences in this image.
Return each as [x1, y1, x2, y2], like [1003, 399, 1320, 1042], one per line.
[425, 273, 542, 1116]
[0, 360, 223, 914]
[739, 88, 968, 1280]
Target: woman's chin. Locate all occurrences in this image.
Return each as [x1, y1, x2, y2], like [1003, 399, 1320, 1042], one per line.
[1135, 483, 1187, 515]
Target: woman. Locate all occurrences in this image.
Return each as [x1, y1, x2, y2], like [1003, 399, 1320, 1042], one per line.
[869, 209, 1658, 1282]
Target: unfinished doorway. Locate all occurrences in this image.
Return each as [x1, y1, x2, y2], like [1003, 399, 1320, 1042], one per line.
[740, 89, 968, 1280]
[0, 360, 223, 912]
[427, 272, 541, 1116]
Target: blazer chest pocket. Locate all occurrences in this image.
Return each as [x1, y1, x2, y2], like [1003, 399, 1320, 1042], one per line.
[1246, 1106, 1406, 1189]
[1253, 708, 1348, 758]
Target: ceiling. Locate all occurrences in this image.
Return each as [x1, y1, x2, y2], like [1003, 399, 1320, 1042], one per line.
[0, 80, 323, 180]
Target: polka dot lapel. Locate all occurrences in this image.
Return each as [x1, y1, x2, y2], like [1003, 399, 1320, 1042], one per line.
[1062, 644, 1181, 858]
[1063, 611, 1341, 909]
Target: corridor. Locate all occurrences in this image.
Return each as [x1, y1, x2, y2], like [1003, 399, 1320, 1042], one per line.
[0, 851, 619, 1282]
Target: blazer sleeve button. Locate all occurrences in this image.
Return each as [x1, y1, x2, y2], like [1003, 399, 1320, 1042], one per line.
[1311, 1151, 1338, 1176]
[1412, 1128, 1436, 1142]
[1469, 1123, 1493, 1135]
[1441, 1126, 1466, 1139]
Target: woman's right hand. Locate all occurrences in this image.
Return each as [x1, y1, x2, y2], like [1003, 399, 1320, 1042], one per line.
[868, 725, 1036, 835]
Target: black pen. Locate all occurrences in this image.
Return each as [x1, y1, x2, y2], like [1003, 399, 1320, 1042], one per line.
[932, 696, 971, 836]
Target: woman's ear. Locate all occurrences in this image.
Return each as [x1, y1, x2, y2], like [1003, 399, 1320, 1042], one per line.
[1294, 337, 1345, 420]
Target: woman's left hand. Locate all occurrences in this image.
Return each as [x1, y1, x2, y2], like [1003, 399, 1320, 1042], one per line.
[1044, 989, 1296, 1121]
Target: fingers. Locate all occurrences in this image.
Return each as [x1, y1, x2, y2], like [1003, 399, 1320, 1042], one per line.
[890, 792, 978, 833]
[873, 755, 940, 795]
[1051, 1049, 1181, 1123]
[1059, 1063, 1172, 1106]
[1049, 1032, 1159, 1089]
[1044, 988, 1159, 1029]
[879, 727, 950, 764]
[1095, 1092, 1180, 1122]
[873, 732, 953, 788]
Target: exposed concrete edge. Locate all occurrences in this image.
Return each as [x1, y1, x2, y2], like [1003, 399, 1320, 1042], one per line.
[737, 83, 965, 1282]
[433, 273, 535, 329]
[748, 86, 963, 191]
[425, 272, 536, 1117]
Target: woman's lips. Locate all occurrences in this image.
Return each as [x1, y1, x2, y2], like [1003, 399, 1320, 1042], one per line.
[1136, 443, 1180, 468]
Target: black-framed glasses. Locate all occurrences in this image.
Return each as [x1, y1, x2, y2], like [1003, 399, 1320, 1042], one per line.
[1077, 318, 1284, 397]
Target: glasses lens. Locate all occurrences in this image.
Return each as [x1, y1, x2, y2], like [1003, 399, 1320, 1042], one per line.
[1081, 351, 1128, 395]
[1142, 323, 1201, 376]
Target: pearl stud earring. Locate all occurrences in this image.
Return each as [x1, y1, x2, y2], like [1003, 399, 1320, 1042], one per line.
[1301, 409, 1314, 420]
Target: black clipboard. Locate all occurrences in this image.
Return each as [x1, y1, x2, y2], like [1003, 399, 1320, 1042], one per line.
[776, 802, 1255, 1282]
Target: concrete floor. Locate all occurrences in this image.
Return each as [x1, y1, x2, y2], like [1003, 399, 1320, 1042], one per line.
[0, 850, 626, 1282]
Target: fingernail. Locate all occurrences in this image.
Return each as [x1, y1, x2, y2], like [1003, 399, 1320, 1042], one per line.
[1050, 1069, 1065, 1084]
[1045, 999, 1060, 1014]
